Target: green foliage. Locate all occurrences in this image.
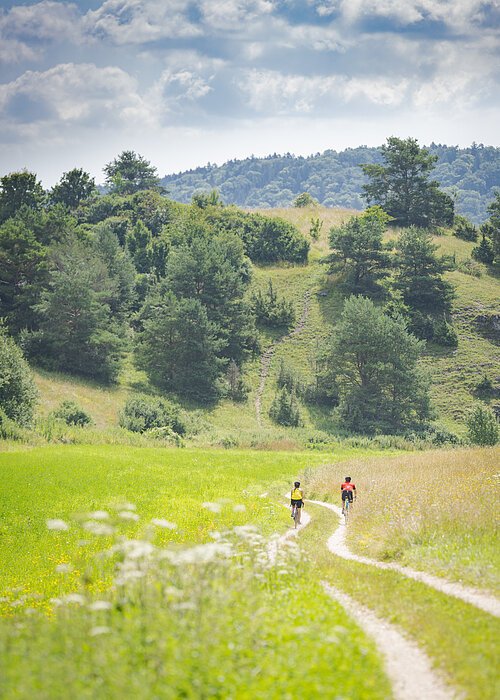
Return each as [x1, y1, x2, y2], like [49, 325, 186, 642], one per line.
[103, 151, 162, 195]
[192, 188, 224, 208]
[328, 207, 390, 293]
[161, 145, 500, 223]
[225, 360, 249, 402]
[453, 215, 477, 241]
[293, 191, 317, 207]
[50, 168, 96, 209]
[472, 233, 494, 264]
[277, 359, 303, 396]
[309, 216, 323, 240]
[479, 190, 500, 263]
[136, 287, 225, 402]
[323, 296, 430, 434]
[50, 400, 93, 426]
[269, 386, 302, 426]
[361, 137, 454, 227]
[0, 408, 26, 440]
[475, 375, 495, 397]
[28, 239, 125, 383]
[251, 279, 295, 329]
[0, 170, 45, 223]
[119, 395, 186, 435]
[206, 207, 309, 263]
[0, 330, 38, 426]
[392, 227, 455, 315]
[466, 404, 499, 445]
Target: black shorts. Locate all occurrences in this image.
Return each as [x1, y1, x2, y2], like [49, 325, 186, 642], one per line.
[342, 490, 354, 502]
[291, 499, 303, 508]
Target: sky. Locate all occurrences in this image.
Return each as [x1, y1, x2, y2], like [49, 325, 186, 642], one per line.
[1, 0, 499, 186]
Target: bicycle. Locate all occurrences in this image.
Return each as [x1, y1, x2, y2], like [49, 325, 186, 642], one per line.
[342, 498, 351, 524]
[291, 504, 301, 529]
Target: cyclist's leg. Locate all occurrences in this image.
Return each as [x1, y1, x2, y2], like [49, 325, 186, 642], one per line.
[296, 504, 301, 524]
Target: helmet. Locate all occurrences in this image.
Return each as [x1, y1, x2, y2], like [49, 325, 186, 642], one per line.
[294, 481, 300, 487]
[344, 476, 351, 482]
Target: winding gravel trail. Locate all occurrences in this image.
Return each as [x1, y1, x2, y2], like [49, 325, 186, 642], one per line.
[323, 584, 454, 700]
[308, 499, 500, 618]
[273, 499, 455, 699]
[255, 290, 311, 425]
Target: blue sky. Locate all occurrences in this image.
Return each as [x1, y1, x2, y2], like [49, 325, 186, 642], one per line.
[1, 0, 499, 185]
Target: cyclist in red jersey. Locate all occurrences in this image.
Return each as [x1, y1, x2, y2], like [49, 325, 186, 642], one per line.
[341, 476, 356, 515]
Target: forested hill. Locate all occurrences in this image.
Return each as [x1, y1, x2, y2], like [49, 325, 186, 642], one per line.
[161, 144, 500, 224]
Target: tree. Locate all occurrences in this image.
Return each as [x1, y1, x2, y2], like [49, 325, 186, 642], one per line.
[478, 191, 500, 263]
[0, 170, 45, 223]
[322, 296, 430, 433]
[31, 240, 124, 382]
[392, 227, 454, 314]
[293, 192, 317, 207]
[166, 232, 255, 361]
[251, 279, 295, 329]
[136, 287, 225, 402]
[269, 386, 302, 427]
[93, 224, 136, 316]
[327, 206, 391, 293]
[0, 218, 48, 332]
[103, 151, 162, 195]
[361, 137, 454, 227]
[50, 168, 96, 209]
[467, 404, 498, 445]
[0, 328, 38, 425]
[453, 215, 477, 242]
[472, 233, 494, 264]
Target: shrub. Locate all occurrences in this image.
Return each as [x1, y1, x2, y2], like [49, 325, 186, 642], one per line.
[251, 281, 295, 329]
[475, 375, 495, 397]
[466, 404, 499, 446]
[472, 235, 494, 264]
[0, 408, 26, 440]
[269, 387, 302, 427]
[456, 259, 482, 277]
[277, 359, 303, 396]
[432, 319, 458, 347]
[293, 192, 317, 208]
[119, 396, 186, 435]
[453, 215, 478, 241]
[145, 426, 184, 446]
[0, 329, 38, 426]
[50, 401, 93, 426]
[225, 361, 249, 402]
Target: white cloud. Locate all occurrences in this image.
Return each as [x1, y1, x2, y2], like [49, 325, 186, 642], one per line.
[240, 69, 407, 114]
[199, 0, 275, 30]
[84, 0, 201, 43]
[0, 37, 40, 64]
[0, 63, 150, 130]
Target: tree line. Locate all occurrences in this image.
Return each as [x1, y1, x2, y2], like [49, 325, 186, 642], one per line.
[162, 142, 500, 223]
[0, 151, 309, 404]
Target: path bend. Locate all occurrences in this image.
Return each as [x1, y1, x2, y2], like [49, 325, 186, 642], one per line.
[308, 499, 500, 618]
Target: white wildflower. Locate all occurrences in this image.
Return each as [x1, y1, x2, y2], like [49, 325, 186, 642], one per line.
[233, 504, 246, 512]
[172, 601, 196, 611]
[88, 601, 113, 611]
[90, 626, 110, 636]
[120, 540, 154, 559]
[47, 519, 69, 531]
[83, 521, 115, 536]
[55, 563, 73, 574]
[62, 593, 86, 605]
[88, 511, 109, 520]
[165, 542, 232, 566]
[259, 492, 268, 498]
[116, 502, 136, 511]
[118, 511, 139, 521]
[151, 518, 177, 529]
[202, 502, 221, 513]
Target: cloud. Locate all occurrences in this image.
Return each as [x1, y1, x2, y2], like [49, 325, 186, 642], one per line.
[0, 63, 149, 136]
[84, 0, 201, 43]
[199, 0, 275, 30]
[239, 68, 408, 115]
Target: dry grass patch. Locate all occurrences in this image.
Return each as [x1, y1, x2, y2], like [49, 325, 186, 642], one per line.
[307, 447, 500, 591]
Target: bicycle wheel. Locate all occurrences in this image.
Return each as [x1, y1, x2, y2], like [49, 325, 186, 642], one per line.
[293, 506, 301, 529]
[344, 500, 349, 524]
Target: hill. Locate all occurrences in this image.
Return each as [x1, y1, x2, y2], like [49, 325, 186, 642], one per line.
[161, 144, 500, 224]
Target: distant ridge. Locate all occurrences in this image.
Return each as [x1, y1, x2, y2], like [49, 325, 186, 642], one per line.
[161, 144, 500, 224]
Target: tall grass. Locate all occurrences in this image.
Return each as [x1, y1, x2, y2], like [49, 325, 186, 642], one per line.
[307, 447, 500, 591]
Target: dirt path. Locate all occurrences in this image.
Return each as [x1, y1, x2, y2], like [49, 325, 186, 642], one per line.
[323, 584, 454, 700]
[308, 499, 500, 618]
[255, 290, 311, 425]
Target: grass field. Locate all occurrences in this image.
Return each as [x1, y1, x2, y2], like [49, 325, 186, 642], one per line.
[0, 445, 395, 699]
[306, 446, 500, 592]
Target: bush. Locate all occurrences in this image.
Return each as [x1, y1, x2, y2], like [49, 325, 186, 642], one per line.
[453, 215, 478, 242]
[119, 396, 186, 435]
[432, 319, 458, 347]
[466, 404, 499, 446]
[225, 361, 249, 402]
[145, 426, 184, 446]
[269, 387, 302, 427]
[251, 281, 295, 329]
[472, 235, 494, 264]
[456, 259, 482, 277]
[50, 401, 93, 427]
[0, 408, 26, 441]
[0, 330, 38, 426]
[293, 192, 317, 208]
[277, 359, 303, 396]
[475, 375, 495, 397]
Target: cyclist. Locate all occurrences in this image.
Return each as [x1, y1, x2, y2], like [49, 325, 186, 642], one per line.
[341, 476, 356, 515]
[290, 481, 304, 524]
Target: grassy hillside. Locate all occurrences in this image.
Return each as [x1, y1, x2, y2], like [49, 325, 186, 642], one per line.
[25, 204, 498, 443]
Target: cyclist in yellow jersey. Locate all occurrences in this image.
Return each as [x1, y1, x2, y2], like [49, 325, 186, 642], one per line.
[290, 481, 304, 524]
